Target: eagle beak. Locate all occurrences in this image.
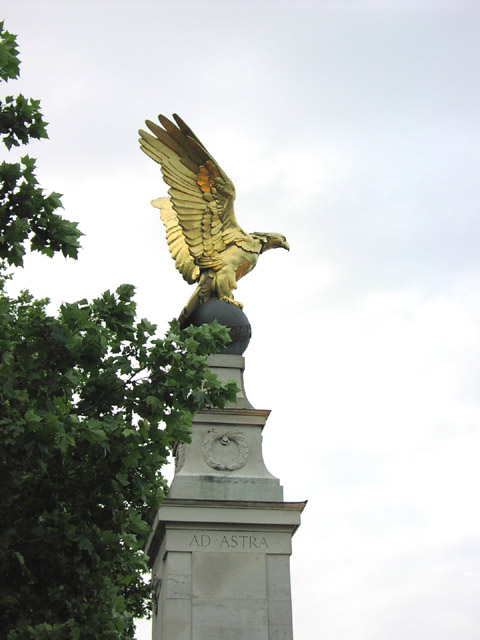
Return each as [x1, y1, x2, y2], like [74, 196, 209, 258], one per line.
[284, 241, 290, 251]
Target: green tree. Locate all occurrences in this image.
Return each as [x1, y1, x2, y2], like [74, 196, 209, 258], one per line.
[0, 23, 236, 640]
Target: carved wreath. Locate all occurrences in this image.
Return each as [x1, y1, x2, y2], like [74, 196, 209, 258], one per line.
[202, 428, 249, 471]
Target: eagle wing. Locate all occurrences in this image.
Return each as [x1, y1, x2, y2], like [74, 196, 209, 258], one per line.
[151, 197, 199, 284]
[139, 114, 251, 276]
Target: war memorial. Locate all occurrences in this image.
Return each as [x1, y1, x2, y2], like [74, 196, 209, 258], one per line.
[139, 114, 306, 639]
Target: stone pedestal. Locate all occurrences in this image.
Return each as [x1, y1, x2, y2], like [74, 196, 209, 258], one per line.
[146, 354, 305, 640]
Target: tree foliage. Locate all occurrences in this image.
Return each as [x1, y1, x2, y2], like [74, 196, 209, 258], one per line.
[0, 23, 236, 639]
[0, 21, 82, 267]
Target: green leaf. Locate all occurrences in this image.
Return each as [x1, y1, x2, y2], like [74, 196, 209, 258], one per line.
[0, 22, 20, 81]
[77, 537, 95, 555]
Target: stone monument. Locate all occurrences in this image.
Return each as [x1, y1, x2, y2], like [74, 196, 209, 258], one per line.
[140, 114, 305, 639]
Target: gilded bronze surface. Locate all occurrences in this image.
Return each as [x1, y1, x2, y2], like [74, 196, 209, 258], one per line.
[139, 114, 289, 325]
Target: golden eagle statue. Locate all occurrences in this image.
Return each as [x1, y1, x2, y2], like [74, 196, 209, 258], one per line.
[138, 114, 289, 326]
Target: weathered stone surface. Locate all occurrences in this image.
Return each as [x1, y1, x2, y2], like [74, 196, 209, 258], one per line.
[169, 386, 284, 501]
[206, 354, 253, 408]
[148, 500, 304, 640]
[148, 353, 305, 639]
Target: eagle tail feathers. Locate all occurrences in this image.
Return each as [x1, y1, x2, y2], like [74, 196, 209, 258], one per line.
[178, 271, 214, 328]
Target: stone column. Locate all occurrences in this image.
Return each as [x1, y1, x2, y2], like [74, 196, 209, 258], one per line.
[146, 353, 305, 640]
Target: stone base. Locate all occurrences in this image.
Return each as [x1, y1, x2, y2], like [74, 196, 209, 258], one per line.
[147, 499, 306, 640]
[169, 355, 284, 503]
[146, 353, 305, 638]
[169, 406, 283, 503]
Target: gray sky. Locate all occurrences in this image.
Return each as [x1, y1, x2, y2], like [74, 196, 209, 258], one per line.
[3, 1, 480, 638]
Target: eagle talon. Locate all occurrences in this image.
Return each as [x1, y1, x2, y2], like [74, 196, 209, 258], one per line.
[219, 296, 243, 309]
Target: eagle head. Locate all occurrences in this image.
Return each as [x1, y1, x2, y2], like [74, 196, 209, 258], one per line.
[252, 232, 290, 253]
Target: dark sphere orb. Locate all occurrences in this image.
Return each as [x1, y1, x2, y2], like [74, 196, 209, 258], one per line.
[186, 299, 251, 355]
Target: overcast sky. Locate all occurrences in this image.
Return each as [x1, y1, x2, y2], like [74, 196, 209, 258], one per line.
[3, 1, 480, 638]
